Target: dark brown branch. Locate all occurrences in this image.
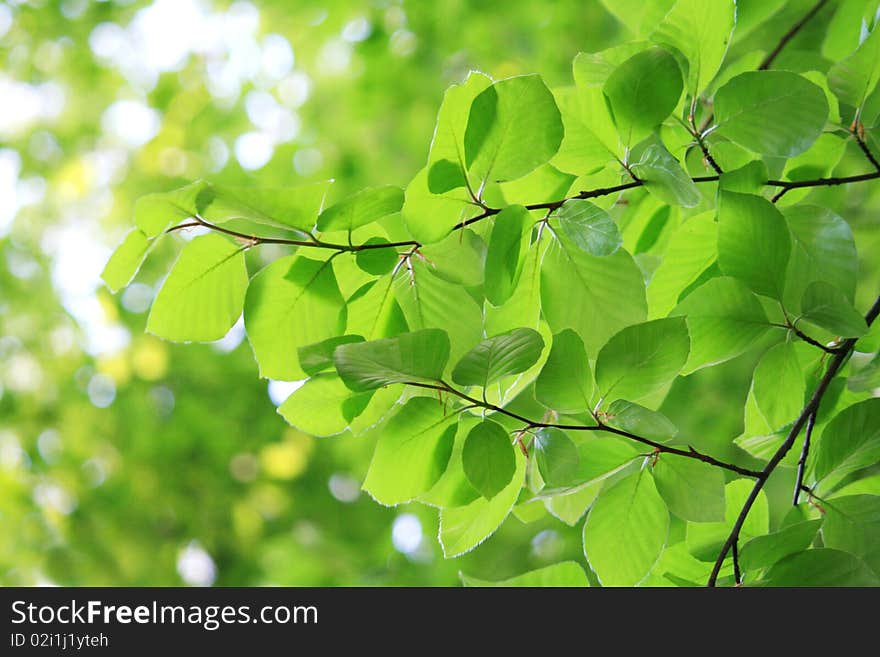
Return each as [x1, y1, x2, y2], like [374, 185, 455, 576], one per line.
[403, 380, 762, 478]
[708, 293, 880, 586]
[793, 409, 817, 506]
[166, 214, 420, 252]
[758, 0, 829, 70]
[774, 320, 845, 355]
[853, 128, 880, 172]
[770, 170, 880, 203]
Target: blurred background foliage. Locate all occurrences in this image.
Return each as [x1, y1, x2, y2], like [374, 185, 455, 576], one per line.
[0, 0, 623, 586]
[3, 0, 878, 586]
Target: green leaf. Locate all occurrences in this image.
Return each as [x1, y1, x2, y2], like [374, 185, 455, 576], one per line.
[427, 71, 493, 188]
[419, 229, 486, 287]
[718, 160, 769, 194]
[534, 428, 581, 486]
[739, 520, 822, 572]
[686, 480, 769, 561]
[545, 483, 602, 525]
[647, 211, 716, 319]
[714, 71, 829, 157]
[461, 561, 588, 587]
[717, 191, 791, 300]
[828, 26, 880, 111]
[355, 238, 400, 275]
[102, 229, 151, 293]
[602, 46, 683, 145]
[603, 400, 678, 441]
[465, 74, 564, 184]
[298, 335, 364, 376]
[672, 277, 772, 374]
[439, 448, 526, 557]
[462, 420, 516, 499]
[653, 456, 725, 522]
[401, 167, 477, 244]
[317, 186, 404, 232]
[652, 0, 735, 94]
[154, 180, 332, 233]
[541, 233, 647, 355]
[451, 328, 544, 388]
[147, 233, 247, 342]
[595, 317, 690, 402]
[814, 399, 880, 491]
[535, 329, 593, 413]
[822, 495, 880, 575]
[784, 205, 858, 309]
[394, 261, 483, 366]
[244, 255, 345, 380]
[419, 415, 481, 509]
[277, 374, 371, 437]
[551, 87, 616, 174]
[484, 205, 529, 306]
[800, 281, 868, 338]
[761, 549, 879, 586]
[362, 397, 457, 506]
[134, 180, 207, 237]
[333, 329, 450, 392]
[631, 140, 701, 207]
[752, 342, 804, 430]
[555, 199, 622, 256]
[345, 277, 406, 341]
[583, 471, 669, 586]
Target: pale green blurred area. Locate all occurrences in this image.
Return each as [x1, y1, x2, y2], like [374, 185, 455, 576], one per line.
[0, 0, 623, 585]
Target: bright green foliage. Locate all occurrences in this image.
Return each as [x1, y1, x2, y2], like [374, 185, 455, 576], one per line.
[752, 342, 805, 430]
[317, 186, 404, 232]
[652, 0, 734, 94]
[465, 75, 564, 184]
[583, 471, 669, 586]
[631, 140, 701, 207]
[714, 71, 829, 157]
[800, 281, 868, 338]
[101, 229, 151, 293]
[828, 26, 880, 113]
[603, 400, 678, 441]
[462, 420, 516, 499]
[362, 397, 457, 506]
[102, 0, 880, 588]
[535, 329, 593, 413]
[739, 520, 822, 572]
[603, 47, 683, 145]
[451, 328, 544, 388]
[595, 317, 690, 402]
[534, 428, 581, 486]
[555, 200, 622, 257]
[147, 234, 247, 342]
[484, 205, 530, 305]
[717, 191, 791, 300]
[653, 456, 725, 522]
[244, 256, 345, 380]
[760, 549, 879, 586]
[460, 561, 588, 587]
[814, 399, 880, 492]
[672, 277, 772, 373]
[334, 329, 450, 391]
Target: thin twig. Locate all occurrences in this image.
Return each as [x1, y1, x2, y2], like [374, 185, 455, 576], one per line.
[793, 409, 817, 506]
[758, 0, 829, 70]
[402, 380, 762, 478]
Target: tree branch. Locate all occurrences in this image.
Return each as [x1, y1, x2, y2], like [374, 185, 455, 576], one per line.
[758, 0, 829, 70]
[793, 409, 817, 506]
[402, 380, 762, 478]
[707, 293, 880, 587]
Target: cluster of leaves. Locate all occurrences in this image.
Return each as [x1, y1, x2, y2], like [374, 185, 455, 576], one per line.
[104, 0, 880, 586]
